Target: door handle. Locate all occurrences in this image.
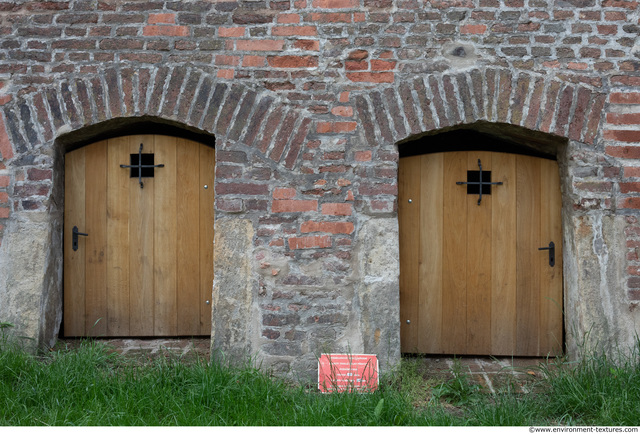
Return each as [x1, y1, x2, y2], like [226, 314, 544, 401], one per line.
[72, 226, 88, 251]
[538, 241, 555, 267]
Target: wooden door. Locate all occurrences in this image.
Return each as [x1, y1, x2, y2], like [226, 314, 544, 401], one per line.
[64, 135, 215, 337]
[399, 151, 563, 356]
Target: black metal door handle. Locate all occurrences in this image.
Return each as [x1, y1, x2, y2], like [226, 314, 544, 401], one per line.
[72, 226, 88, 251]
[538, 241, 555, 267]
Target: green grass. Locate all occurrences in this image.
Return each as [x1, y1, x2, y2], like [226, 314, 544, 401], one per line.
[1, 338, 640, 426]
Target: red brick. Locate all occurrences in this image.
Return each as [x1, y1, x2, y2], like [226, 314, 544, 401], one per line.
[346, 72, 395, 83]
[605, 11, 627, 20]
[277, 13, 301, 24]
[611, 92, 640, 104]
[321, 203, 352, 216]
[370, 59, 396, 71]
[620, 182, 640, 193]
[143, 25, 189, 37]
[27, 168, 52, 181]
[309, 12, 352, 23]
[611, 76, 640, 86]
[331, 106, 354, 117]
[370, 200, 395, 212]
[284, 117, 313, 170]
[14, 184, 50, 197]
[219, 26, 245, 37]
[607, 113, 640, 125]
[597, 24, 618, 35]
[215, 182, 269, 196]
[348, 50, 369, 60]
[270, 238, 285, 247]
[288, 235, 331, 250]
[355, 151, 372, 162]
[574, 182, 612, 193]
[272, 26, 317, 36]
[0, 176, 9, 188]
[461, 24, 487, 34]
[624, 167, 640, 178]
[345, 61, 368, 71]
[243, 56, 266, 67]
[216, 198, 243, 212]
[294, 40, 320, 51]
[237, 40, 285, 51]
[316, 121, 357, 133]
[568, 87, 591, 141]
[568, 62, 588, 71]
[148, 13, 175, 24]
[0, 192, 7, 203]
[313, 0, 358, 7]
[217, 69, 234, 79]
[300, 221, 355, 234]
[257, 107, 285, 153]
[518, 22, 540, 32]
[0, 208, 8, 218]
[273, 187, 297, 199]
[272, 199, 318, 213]
[554, 86, 574, 136]
[0, 115, 14, 160]
[584, 94, 607, 145]
[604, 130, 640, 143]
[619, 197, 640, 209]
[322, 152, 345, 161]
[359, 182, 398, 196]
[268, 55, 318, 68]
[216, 55, 241, 66]
[607, 146, 640, 158]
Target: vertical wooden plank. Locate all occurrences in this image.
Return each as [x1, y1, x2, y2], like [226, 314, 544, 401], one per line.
[418, 153, 443, 354]
[154, 136, 178, 335]
[466, 152, 493, 354]
[176, 139, 201, 335]
[199, 144, 215, 335]
[130, 135, 155, 336]
[491, 152, 517, 355]
[539, 158, 563, 355]
[516, 155, 542, 356]
[64, 148, 86, 336]
[442, 152, 468, 354]
[84, 141, 108, 336]
[398, 155, 421, 352]
[106, 137, 131, 336]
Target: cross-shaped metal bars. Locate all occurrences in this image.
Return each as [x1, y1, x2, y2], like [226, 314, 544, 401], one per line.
[120, 143, 165, 188]
[456, 159, 503, 205]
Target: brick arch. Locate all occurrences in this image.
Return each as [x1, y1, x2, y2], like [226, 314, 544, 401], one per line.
[0, 65, 313, 171]
[353, 67, 607, 147]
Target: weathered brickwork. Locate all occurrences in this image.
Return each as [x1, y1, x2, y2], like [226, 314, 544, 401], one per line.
[0, 0, 639, 376]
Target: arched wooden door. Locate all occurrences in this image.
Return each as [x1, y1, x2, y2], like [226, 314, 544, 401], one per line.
[64, 135, 214, 337]
[399, 151, 563, 356]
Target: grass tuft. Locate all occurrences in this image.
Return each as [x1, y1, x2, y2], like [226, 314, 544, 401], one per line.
[1, 340, 640, 426]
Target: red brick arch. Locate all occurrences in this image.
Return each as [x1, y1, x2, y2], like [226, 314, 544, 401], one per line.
[0, 65, 313, 171]
[354, 68, 607, 147]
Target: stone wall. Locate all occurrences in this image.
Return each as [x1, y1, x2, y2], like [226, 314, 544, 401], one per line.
[0, 0, 638, 377]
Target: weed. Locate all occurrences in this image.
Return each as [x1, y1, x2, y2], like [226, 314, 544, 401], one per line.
[0, 321, 14, 347]
[431, 359, 482, 406]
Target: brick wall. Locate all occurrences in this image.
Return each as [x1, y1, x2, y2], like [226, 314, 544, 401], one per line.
[0, 0, 639, 371]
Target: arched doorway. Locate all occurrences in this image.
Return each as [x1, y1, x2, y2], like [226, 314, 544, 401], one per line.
[63, 134, 214, 337]
[398, 128, 564, 357]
